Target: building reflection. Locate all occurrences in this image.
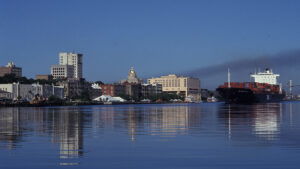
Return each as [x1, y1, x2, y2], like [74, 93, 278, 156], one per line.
[91, 104, 202, 141]
[0, 108, 21, 149]
[0, 107, 84, 166]
[218, 103, 282, 141]
[49, 108, 84, 165]
[53, 109, 83, 159]
[0, 105, 201, 151]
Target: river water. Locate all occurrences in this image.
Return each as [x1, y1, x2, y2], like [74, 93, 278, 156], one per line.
[0, 102, 300, 169]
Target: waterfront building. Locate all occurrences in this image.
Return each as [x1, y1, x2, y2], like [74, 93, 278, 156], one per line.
[57, 78, 86, 99]
[147, 74, 201, 101]
[0, 89, 13, 99]
[56, 79, 100, 100]
[0, 62, 22, 77]
[32, 84, 64, 100]
[51, 52, 83, 79]
[0, 83, 64, 101]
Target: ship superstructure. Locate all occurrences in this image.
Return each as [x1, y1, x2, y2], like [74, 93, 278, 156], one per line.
[250, 69, 279, 85]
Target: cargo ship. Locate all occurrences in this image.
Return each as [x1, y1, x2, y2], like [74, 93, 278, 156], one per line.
[217, 68, 285, 103]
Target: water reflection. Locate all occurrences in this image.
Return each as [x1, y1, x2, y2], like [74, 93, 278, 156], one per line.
[0, 103, 300, 168]
[52, 109, 83, 165]
[219, 103, 283, 141]
[90, 105, 202, 140]
[0, 107, 84, 165]
[0, 108, 21, 149]
[0, 105, 202, 156]
[253, 104, 281, 140]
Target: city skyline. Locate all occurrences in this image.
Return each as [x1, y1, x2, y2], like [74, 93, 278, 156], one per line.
[1, 0, 300, 88]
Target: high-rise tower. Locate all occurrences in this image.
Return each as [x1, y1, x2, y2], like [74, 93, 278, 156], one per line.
[59, 52, 83, 79]
[51, 52, 83, 79]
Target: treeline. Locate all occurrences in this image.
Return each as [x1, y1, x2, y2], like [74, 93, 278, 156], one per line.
[0, 74, 59, 84]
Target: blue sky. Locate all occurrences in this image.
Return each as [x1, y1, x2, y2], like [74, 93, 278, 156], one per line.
[1, 0, 300, 86]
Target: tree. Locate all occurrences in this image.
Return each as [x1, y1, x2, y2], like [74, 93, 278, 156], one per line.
[76, 90, 91, 101]
[48, 95, 63, 104]
[94, 81, 104, 85]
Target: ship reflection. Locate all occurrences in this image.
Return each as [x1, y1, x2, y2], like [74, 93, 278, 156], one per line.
[218, 103, 282, 141]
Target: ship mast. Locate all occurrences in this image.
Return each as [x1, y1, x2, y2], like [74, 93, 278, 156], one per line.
[289, 80, 293, 98]
[228, 68, 231, 88]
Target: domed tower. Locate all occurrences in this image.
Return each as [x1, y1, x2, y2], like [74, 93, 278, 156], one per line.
[127, 67, 141, 84]
[121, 67, 142, 84]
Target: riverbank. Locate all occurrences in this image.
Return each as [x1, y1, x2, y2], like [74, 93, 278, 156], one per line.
[0, 101, 199, 107]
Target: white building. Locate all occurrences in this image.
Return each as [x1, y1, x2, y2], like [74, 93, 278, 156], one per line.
[51, 65, 74, 79]
[251, 68, 279, 85]
[0, 83, 64, 101]
[59, 52, 83, 79]
[0, 89, 13, 99]
[51, 52, 83, 79]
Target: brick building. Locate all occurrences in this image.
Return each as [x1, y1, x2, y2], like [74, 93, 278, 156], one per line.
[100, 84, 125, 97]
[0, 62, 22, 77]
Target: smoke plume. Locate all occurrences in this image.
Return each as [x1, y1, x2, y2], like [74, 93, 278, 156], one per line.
[185, 50, 300, 78]
[183, 49, 300, 90]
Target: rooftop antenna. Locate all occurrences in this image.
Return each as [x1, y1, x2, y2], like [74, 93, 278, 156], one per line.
[228, 68, 231, 88]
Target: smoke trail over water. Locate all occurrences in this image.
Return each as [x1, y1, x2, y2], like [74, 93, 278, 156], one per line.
[185, 50, 300, 78]
[183, 49, 300, 89]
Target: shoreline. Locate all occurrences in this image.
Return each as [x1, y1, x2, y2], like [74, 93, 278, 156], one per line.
[0, 101, 205, 108]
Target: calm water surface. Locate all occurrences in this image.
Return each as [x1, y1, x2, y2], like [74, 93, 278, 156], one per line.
[0, 102, 300, 169]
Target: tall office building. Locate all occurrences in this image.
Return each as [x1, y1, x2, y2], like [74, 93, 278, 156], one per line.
[51, 52, 83, 79]
[59, 52, 83, 79]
